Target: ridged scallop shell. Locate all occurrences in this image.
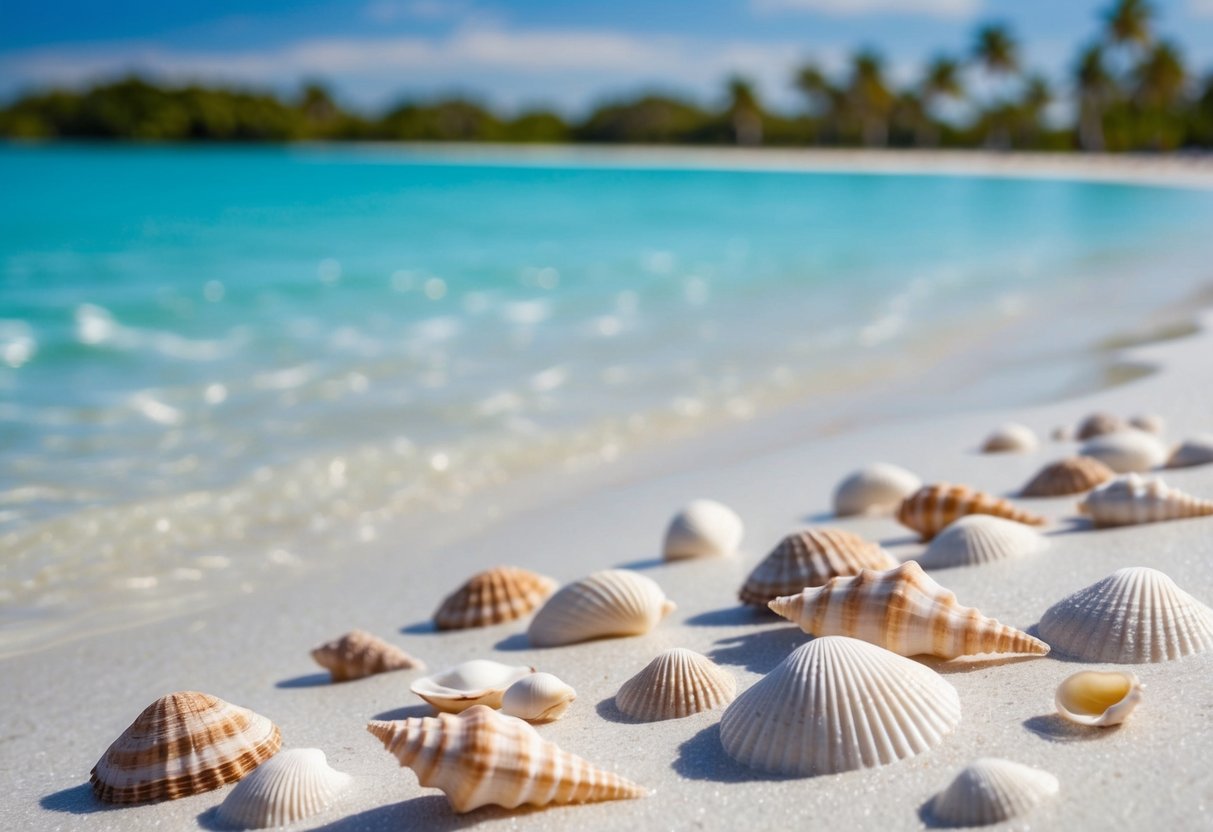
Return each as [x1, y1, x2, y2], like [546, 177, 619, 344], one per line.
[980, 422, 1038, 453]
[738, 528, 895, 607]
[1078, 474, 1213, 527]
[500, 673, 577, 723]
[719, 636, 961, 776]
[918, 515, 1048, 569]
[1019, 456, 1116, 497]
[90, 691, 282, 804]
[1076, 411, 1125, 440]
[433, 566, 557, 630]
[310, 629, 423, 682]
[1039, 566, 1213, 663]
[1167, 434, 1213, 468]
[896, 483, 1046, 541]
[1079, 429, 1167, 473]
[217, 748, 351, 829]
[1128, 413, 1165, 435]
[930, 758, 1059, 827]
[614, 648, 736, 722]
[832, 463, 922, 516]
[411, 660, 535, 713]
[1055, 670, 1143, 727]
[662, 499, 743, 560]
[768, 561, 1048, 659]
[367, 705, 647, 813]
[527, 570, 676, 647]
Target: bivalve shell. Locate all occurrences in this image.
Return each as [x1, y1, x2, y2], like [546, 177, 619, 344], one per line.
[1167, 434, 1213, 468]
[662, 499, 744, 560]
[433, 566, 557, 630]
[527, 570, 675, 647]
[1078, 473, 1213, 527]
[217, 748, 351, 829]
[738, 528, 895, 607]
[1075, 411, 1125, 440]
[832, 463, 921, 517]
[500, 673, 577, 723]
[614, 648, 735, 722]
[896, 483, 1046, 541]
[918, 515, 1048, 569]
[930, 758, 1059, 827]
[411, 660, 535, 713]
[980, 422, 1038, 453]
[1079, 429, 1167, 473]
[1055, 670, 1142, 727]
[311, 629, 423, 682]
[1128, 413, 1165, 435]
[1019, 456, 1116, 497]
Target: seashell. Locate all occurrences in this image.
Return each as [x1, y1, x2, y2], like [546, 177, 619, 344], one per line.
[614, 648, 735, 722]
[217, 748, 351, 829]
[500, 673, 577, 723]
[1019, 456, 1116, 497]
[662, 499, 743, 560]
[738, 528, 895, 607]
[930, 758, 1059, 827]
[1077, 473, 1213, 527]
[433, 566, 557, 630]
[1075, 411, 1125, 440]
[832, 463, 921, 516]
[980, 422, 1038, 453]
[719, 636, 960, 776]
[1050, 425, 1072, 442]
[1167, 434, 1213, 468]
[527, 569, 675, 647]
[1128, 413, 1165, 435]
[1079, 429, 1167, 473]
[768, 561, 1048, 659]
[918, 515, 1048, 569]
[90, 691, 282, 804]
[1055, 670, 1142, 727]
[367, 705, 647, 813]
[896, 483, 1046, 541]
[310, 629, 423, 682]
[1039, 566, 1213, 663]
[411, 660, 535, 713]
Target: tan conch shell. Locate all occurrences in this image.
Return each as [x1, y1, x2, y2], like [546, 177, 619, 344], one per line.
[367, 706, 647, 813]
[1079, 429, 1167, 473]
[832, 463, 921, 516]
[737, 528, 895, 607]
[90, 691, 282, 804]
[1055, 670, 1143, 727]
[217, 748, 351, 829]
[918, 515, 1048, 569]
[500, 673, 577, 723]
[767, 561, 1049, 659]
[433, 566, 557, 630]
[1075, 411, 1125, 440]
[310, 629, 424, 682]
[930, 758, 1059, 827]
[1128, 413, 1165, 435]
[614, 648, 735, 722]
[1019, 456, 1116, 497]
[527, 569, 675, 647]
[662, 499, 743, 560]
[980, 422, 1038, 453]
[1167, 434, 1213, 468]
[896, 483, 1046, 541]
[1077, 474, 1213, 527]
[411, 660, 535, 713]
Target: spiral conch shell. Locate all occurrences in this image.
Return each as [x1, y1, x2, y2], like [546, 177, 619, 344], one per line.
[411, 660, 535, 713]
[614, 648, 736, 722]
[90, 691, 282, 804]
[767, 561, 1049, 659]
[311, 629, 424, 682]
[832, 463, 921, 516]
[1079, 429, 1168, 473]
[662, 499, 744, 560]
[1055, 670, 1142, 727]
[1019, 456, 1116, 497]
[738, 528, 895, 607]
[1167, 434, 1213, 468]
[500, 673, 577, 723]
[930, 758, 1059, 827]
[527, 570, 675, 647]
[896, 483, 1046, 541]
[980, 422, 1038, 453]
[367, 706, 647, 813]
[1078, 474, 1213, 527]
[217, 748, 351, 829]
[433, 566, 557, 630]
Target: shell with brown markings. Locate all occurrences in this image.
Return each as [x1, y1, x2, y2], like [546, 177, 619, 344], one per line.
[896, 483, 1046, 541]
[311, 629, 424, 682]
[1019, 456, 1116, 497]
[433, 566, 557, 630]
[738, 528, 896, 607]
[615, 648, 736, 722]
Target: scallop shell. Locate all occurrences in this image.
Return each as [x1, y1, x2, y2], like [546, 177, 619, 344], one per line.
[1019, 456, 1116, 497]
[1166, 434, 1213, 468]
[980, 422, 1038, 453]
[90, 691, 282, 804]
[662, 499, 744, 560]
[411, 660, 535, 713]
[832, 463, 922, 516]
[1128, 413, 1165, 435]
[433, 566, 557, 630]
[930, 758, 1059, 827]
[896, 483, 1046, 541]
[527, 569, 675, 647]
[500, 673, 577, 723]
[367, 705, 647, 813]
[1077, 474, 1213, 527]
[614, 648, 736, 722]
[1075, 411, 1125, 440]
[768, 561, 1048, 659]
[1079, 429, 1167, 473]
[738, 528, 895, 607]
[1055, 670, 1143, 727]
[310, 629, 424, 682]
[1038, 566, 1213, 663]
[719, 636, 961, 776]
[217, 748, 351, 829]
[918, 515, 1048, 569]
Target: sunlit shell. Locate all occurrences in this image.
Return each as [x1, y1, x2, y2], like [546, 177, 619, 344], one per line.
[662, 499, 744, 560]
[411, 660, 535, 713]
[217, 748, 351, 829]
[896, 483, 1046, 541]
[1077, 474, 1213, 527]
[1075, 411, 1125, 440]
[1039, 566, 1213, 663]
[1055, 670, 1143, 727]
[1079, 429, 1167, 473]
[310, 629, 423, 682]
[768, 561, 1047, 659]
[367, 705, 647, 813]
[719, 636, 960, 776]
[614, 648, 736, 722]
[433, 567, 557, 630]
[1167, 434, 1213, 469]
[980, 422, 1038, 453]
[1128, 413, 1165, 435]
[1019, 456, 1116, 497]
[918, 515, 1048, 569]
[500, 673, 577, 723]
[90, 691, 282, 804]
[832, 463, 922, 517]
[738, 528, 895, 607]
[527, 570, 676, 647]
[930, 758, 1059, 827]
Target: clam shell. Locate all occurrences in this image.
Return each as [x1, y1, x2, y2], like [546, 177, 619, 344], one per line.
[433, 566, 557, 630]
[918, 515, 1048, 569]
[719, 636, 961, 776]
[1055, 670, 1143, 727]
[90, 691, 282, 804]
[367, 705, 647, 813]
[527, 569, 675, 647]
[832, 463, 921, 517]
[614, 648, 736, 722]
[1077, 473, 1213, 527]
[217, 748, 351, 829]
[896, 483, 1046, 541]
[1075, 411, 1125, 440]
[500, 673, 577, 723]
[1167, 434, 1213, 468]
[1019, 456, 1116, 497]
[411, 660, 535, 713]
[1039, 566, 1213, 663]
[980, 422, 1038, 453]
[738, 528, 895, 607]
[310, 629, 423, 682]
[662, 499, 744, 560]
[930, 758, 1059, 827]
[1079, 429, 1167, 473]
[768, 561, 1048, 659]
[1128, 413, 1165, 435]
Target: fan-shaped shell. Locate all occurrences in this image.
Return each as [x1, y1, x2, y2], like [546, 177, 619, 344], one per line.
[1167, 434, 1213, 468]
[1128, 413, 1165, 435]
[832, 463, 922, 517]
[411, 660, 535, 713]
[367, 706, 647, 813]
[980, 422, 1038, 453]
[662, 499, 744, 560]
[527, 570, 675, 647]
[896, 483, 1046, 541]
[614, 648, 736, 722]
[1079, 429, 1167, 473]
[1019, 456, 1116, 497]
[1055, 670, 1142, 727]
[1078, 474, 1213, 527]
[1076, 411, 1125, 440]
[1039, 566, 1213, 663]
[90, 691, 282, 804]
[738, 528, 895, 607]
[930, 758, 1059, 827]
[433, 567, 557, 630]
[217, 748, 351, 829]
[310, 629, 423, 682]
[500, 673, 577, 723]
[918, 515, 1048, 569]
[719, 636, 961, 776]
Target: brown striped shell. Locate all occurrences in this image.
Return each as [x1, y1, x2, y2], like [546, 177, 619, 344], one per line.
[614, 648, 736, 721]
[1075, 412, 1125, 440]
[433, 566, 557, 630]
[738, 528, 896, 607]
[311, 629, 424, 682]
[1019, 456, 1116, 497]
[896, 483, 1047, 541]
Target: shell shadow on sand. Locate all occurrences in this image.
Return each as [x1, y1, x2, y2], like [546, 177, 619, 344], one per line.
[493, 632, 532, 651]
[595, 696, 632, 724]
[684, 605, 773, 628]
[916, 654, 1047, 676]
[672, 724, 793, 783]
[612, 555, 666, 571]
[371, 703, 434, 721]
[708, 627, 806, 674]
[400, 620, 439, 635]
[40, 783, 122, 815]
[213, 794, 517, 832]
[1023, 713, 1122, 742]
[275, 671, 334, 689]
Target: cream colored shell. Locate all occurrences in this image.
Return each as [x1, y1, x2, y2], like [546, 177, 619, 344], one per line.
[1167, 434, 1213, 468]
[1055, 670, 1143, 727]
[527, 570, 675, 647]
[980, 422, 1038, 453]
[500, 673, 577, 723]
[738, 528, 895, 606]
[614, 648, 735, 722]
[217, 748, 351, 829]
[1128, 413, 1165, 435]
[411, 660, 535, 713]
[433, 566, 557, 630]
[1079, 429, 1167, 473]
[1077, 474, 1213, 527]
[832, 463, 921, 516]
[930, 758, 1059, 827]
[1019, 456, 1116, 497]
[662, 499, 744, 560]
[896, 483, 1046, 541]
[918, 515, 1048, 569]
[1075, 411, 1125, 440]
[310, 629, 424, 682]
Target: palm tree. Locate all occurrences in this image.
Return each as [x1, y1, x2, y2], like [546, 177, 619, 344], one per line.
[972, 23, 1020, 148]
[918, 56, 963, 146]
[1017, 74, 1052, 147]
[1075, 44, 1113, 151]
[1104, 0, 1154, 52]
[1134, 41, 1185, 109]
[847, 49, 894, 147]
[794, 63, 843, 144]
[726, 76, 763, 146]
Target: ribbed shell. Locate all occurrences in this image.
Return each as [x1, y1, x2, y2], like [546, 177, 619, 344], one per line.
[411, 660, 535, 713]
[1055, 670, 1143, 727]
[367, 706, 647, 813]
[896, 483, 1046, 541]
[1039, 566, 1213, 662]
[500, 673, 577, 723]
[1078, 474, 1213, 527]
[1079, 430, 1168, 473]
[980, 422, 1038, 453]
[614, 648, 736, 722]
[90, 691, 282, 804]
[217, 748, 351, 829]
[931, 758, 1059, 827]
[662, 499, 744, 560]
[1128, 413, 1165, 435]
[738, 528, 895, 607]
[1167, 434, 1213, 468]
[719, 636, 961, 776]
[918, 515, 1048, 569]
[1019, 456, 1116, 497]
[310, 629, 423, 682]
[527, 570, 676, 647]
[832, 463, 922, 517]
[433, 567, 557, 630]
[1075, 411, 1125, 440]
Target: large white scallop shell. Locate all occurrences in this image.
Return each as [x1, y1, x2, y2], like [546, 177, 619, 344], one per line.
[527, 570, 676, 647]
[1055, 670, 1143, 727]
[614, 648, 735, 722]
[1078, 474, 1213, 527]
[500, 673, 577, 723]
[1167, 434, 1213, 468]
[718, 636, 961, 776]
[1079, 429, 1167, 473]
[662, 499, 743, 560]
[980, 422, 1038, 453]
[930, 758, 1059, 827]
[832, 463, 921, 517]
[217, 748, 352, 829]
[918, 515, 1049, 569]
[410, 660, 535, 713]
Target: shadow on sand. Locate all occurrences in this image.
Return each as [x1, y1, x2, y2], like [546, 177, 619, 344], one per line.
[40, 783, 120, 815]
[371, 703, 434, 721]
[672, 724, 792, 784]
[708, 627, 805, 674]
[799, 510, 837, 525]
[305, 795, 545, 831]
[1043, 517, 1095, 537]
[594, 696, 635, 725]
[612, 556, 666, 571]
[275, 671, 332, 689]
[1022, 713, 1119, 743]
[879, 533, 924, 548]
[917, 654, 1047, 676]
[400, 620, 439, 635]
[492, 632, 532, 651]
[684, 605, 773, 628]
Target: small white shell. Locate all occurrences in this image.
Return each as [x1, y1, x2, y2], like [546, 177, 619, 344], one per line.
[980, 422, 1038, 453]
[662, 499, 743, 560]
[918, 515, 1048, 569]
[217, 748, 351, 829]
[1128, 413, 1165, 435]
[614, 648, 735, 722]
[1078, 473, 1213, 527]
[500, 673, 577, 723]
[930, 758, 1059, 827]
[527, 570, 676, 647]
[1055, 670, 1142, 727]
[1079, 429, 1167, 473]
[833, 463, 921, 516]
[411, 660, 535, 713]
[1167, 434, 1213, 468]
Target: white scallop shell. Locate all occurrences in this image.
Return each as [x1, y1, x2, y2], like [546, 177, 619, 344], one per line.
[1038, 566, 1213, 663]
[500, 673, 577, 723]
[662, 499, 743, 560]
[930, 758, 1059, 827]
[411, 660, 535, 713]
[1079, 429, 1167, 473]
[1167, 434, 1213, 468]
[217, 748, 351, 829]
[918, 515, 1048, 569]
[527, 570, 676, 647]
[614, 648, 735, 722]
[1077, 474, 1213, 527]
[1128, 413, 1165, 435]
[718, 636, 960, 776]
[1055, 670, 1143, 727]
[980, 422, 1038, 454]
[833, 463, 921, 516]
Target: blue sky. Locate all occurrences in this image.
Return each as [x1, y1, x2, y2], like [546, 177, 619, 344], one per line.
[2, 0, 1212, 113]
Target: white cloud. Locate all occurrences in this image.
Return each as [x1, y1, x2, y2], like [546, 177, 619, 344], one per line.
[754, 0, 979, 19]
[1188, 0, 1213, 17]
